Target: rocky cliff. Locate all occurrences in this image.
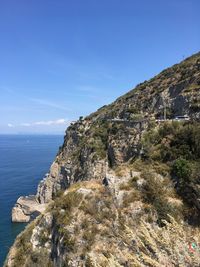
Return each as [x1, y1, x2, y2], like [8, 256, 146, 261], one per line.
[7, 52, 200, 267]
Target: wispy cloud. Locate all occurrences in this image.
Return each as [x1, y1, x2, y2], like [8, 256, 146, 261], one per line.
[29, 98, 71, 112]
[34, 118, 67, 126]
[1, 86, 71, 112]
[8, 123, 15, 128]
[20, 123, 31, 127]
[20, 118, 68, 127]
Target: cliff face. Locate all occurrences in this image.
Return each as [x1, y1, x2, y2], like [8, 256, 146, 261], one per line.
[36, 119, 147, 204]
[34, 52, 200, 204]
[6, 52, 200, 267]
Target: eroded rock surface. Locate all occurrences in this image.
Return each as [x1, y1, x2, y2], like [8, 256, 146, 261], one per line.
[12, 196, 46, 222]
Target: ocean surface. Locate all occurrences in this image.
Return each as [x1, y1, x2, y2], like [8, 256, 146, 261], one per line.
[0, 135, 63, 267]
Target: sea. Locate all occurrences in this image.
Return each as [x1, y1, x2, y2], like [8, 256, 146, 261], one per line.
[0, 134, 63, 267]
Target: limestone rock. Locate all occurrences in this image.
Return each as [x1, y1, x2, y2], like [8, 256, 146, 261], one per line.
[12, 206, 30, 223]
[12, 196, 46, 223]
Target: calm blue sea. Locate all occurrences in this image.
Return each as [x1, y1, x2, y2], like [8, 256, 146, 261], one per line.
[0, 135, 63, 267]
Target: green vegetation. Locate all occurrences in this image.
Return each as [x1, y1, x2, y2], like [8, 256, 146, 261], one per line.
[71, 120, 110, 160]
[140, 170, 181, 224]
[52, 191, 82, 226]
[25, 251, 53, 267]
[62, 230, 76, 252]
[5, 221, 53, 267]
[141, 121, 200, 222]
[184, 83, 200, 93]
[172, 158, 191, 182]
[10, 223, 34, 267]
[142, 121, 200, 161]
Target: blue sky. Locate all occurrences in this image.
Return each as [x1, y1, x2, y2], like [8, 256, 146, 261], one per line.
[0, 0, 199, 134]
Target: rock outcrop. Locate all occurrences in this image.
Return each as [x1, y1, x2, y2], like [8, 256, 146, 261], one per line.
[12, 196, 46, 222]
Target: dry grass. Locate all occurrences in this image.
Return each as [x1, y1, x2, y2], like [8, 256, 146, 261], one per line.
[67, 180, 103, 193]
[87, 216, 200, 267]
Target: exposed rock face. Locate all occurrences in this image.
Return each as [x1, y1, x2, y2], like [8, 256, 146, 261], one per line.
[107, 122, 145, 166]
[12, 196, 47, 222]
[6, 171, 200, 267]
[12, 205, 30, 223]
[36, 162, 65, 204]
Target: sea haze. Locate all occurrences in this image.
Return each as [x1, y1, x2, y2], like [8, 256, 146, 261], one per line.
[0, 134, 63, 266]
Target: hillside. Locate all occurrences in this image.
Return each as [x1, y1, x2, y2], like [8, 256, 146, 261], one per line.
[5, 52, 200, 267]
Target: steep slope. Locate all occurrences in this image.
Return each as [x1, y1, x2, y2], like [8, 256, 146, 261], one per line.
[35, 51, 200, 203]
[6, 52, 200, 267]
[18, 52, 200, 206]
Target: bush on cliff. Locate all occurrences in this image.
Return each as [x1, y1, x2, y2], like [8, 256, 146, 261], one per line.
[172, 158, 191, 182]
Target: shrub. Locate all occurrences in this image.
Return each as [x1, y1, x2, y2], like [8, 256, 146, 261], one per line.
[122, 190, 141, 207]
[172, 158, 191, 181]
[82, 225, 99, 251]
[27, 250, 53, 267]
[53, 192, 82, 227]
[119, 182, 132, 191]
[142, 122, 200, 162]
[62, 230, 76, 252]
[9, 222, 35, 267]
[141, 171, 179, 224]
